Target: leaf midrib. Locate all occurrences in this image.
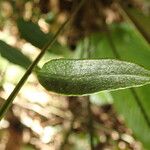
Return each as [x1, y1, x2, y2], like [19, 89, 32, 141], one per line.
[40, 73, 150, 81]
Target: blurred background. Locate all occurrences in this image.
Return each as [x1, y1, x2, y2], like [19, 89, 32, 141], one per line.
[0, 0, 150, 150]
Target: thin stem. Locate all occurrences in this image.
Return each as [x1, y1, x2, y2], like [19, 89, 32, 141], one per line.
[87, 96, 94, 150]
[0, 0, 86, 121]
[86, 38, 92, 58]
[117, 2, 150, 44]
[60, 116, 75, 150]
[130, 89, 150, 127]
[0, 21, 67, 121]
[103, 20, 150, 128]
[85, 37, 94, 150]
[103, 22, 120, 59]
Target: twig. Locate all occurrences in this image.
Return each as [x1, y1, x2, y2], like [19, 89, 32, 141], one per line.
[0, 0, 86, 121]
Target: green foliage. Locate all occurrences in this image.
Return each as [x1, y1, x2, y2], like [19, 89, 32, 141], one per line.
[17, 18, 71, 56]
[1, 3, 150, 148]
[124, 7, 150, 43]
[90, 91, 113, 105]
[17, 18, 51, 49]
[0, 40, 32, 69]
[111, 87, 150, 149]
[80, 23, 150, 149]
[37, 59, 150, 95]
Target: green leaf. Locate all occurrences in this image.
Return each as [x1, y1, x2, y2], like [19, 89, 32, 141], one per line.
[37, 59, 150, 95]
[111, 87, 150, 149]
[17, 18, 71, 56]
[90, 91, 113, 105]
[0, 40, 32, 69]
[17, 18, 52, 49]
[83, 23, 150, 149]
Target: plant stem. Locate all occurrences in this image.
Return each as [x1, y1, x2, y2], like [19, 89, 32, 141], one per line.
[0, 22, 67, 121]
[117, 2, 150, 44]
[86, 38, 94, 150]
[0, 0, 85, 121]
[60, 116, 75, 150]
[87, 96, 94, 150]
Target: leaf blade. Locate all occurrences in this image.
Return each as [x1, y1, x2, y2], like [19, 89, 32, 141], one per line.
[0, 40, 32, 69]
[37, 59, 150, 95]
[17, 18, 71, 56]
